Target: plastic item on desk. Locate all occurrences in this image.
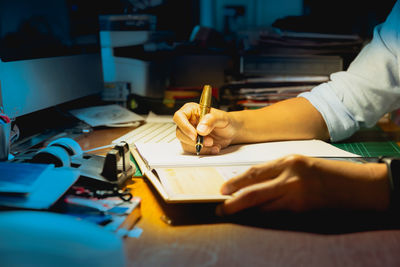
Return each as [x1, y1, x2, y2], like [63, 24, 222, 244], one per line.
[30, 137, 83, 167]
[48, 137, 83, 158]
[70, 186, 133, 202]
[0, 162, 80, 210]
[0, 114, 10, 123]
[11, 137, 135, 189]
[0, 210, 126, 267]
[31, 146, 72, 167]
[0, 119, 11, 161]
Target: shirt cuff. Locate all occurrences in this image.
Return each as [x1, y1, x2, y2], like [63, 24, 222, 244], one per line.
[298, 83, 360, 142]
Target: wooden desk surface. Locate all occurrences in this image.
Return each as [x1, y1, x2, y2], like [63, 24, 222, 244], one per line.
[76, 123, 400, 267]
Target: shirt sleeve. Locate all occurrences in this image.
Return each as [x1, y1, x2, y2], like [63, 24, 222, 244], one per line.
[299, 0, 400, 142]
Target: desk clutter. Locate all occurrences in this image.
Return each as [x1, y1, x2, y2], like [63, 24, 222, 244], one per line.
[11, 137, 135, 187]
[1, 137, 142, 239]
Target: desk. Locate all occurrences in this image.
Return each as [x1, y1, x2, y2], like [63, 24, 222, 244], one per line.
[76, 122, 400, 267]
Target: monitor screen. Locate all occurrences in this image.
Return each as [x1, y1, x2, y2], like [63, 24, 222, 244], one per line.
[0, 0, 104, 118]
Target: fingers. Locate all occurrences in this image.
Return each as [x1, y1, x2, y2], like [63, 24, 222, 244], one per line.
[174, 104, 232, 155]
[196, 109, 230, 136]
[176, 126, 215, 146]
[220, 158, 287, 195]
[258, 196, 290, 212]
[173, 103, 199, 142]
[216, 155, 325, 216]
[216, 179, 285, 216]
[179, 140, 222, 155]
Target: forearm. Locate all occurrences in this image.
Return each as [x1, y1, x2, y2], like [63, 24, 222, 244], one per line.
[230, 97, 330, 144]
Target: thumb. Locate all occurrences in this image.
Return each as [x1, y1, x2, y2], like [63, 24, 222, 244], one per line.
[196, 109, 229, 136]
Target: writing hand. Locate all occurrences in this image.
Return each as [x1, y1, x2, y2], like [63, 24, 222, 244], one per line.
[173, 102, 238, 154]
[216, 155, 390, 215]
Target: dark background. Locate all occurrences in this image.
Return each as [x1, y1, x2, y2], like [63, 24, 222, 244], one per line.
[0, 0, 397, 61]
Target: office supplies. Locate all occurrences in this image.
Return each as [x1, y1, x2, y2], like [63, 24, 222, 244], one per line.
[71, 142, 135, 188]
[113, 196, 142, 237]
[69, 186, 133, 202]
[11, 138, 135, 188]
[0, 114, 10, 124]
[62, 183, 141, 234]
[333, 141, 400, 158]
[220, 74, 327, 110]
[196, 85, 212, 155]
[31, 145, 72, 168]
[132, 139, 359, 203]
[0, 117, 11, 161]
[0, 162, 52, 195]
[0, 162, 79, 209]
[69, 104, 145, 127]
[12, 137, 82, 167]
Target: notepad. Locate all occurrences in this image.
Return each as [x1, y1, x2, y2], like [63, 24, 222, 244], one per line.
[131, 139, 360, 203]
[0, 162, 80, 209]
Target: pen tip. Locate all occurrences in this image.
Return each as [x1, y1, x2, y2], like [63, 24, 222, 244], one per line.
[196, 144, 201, 155]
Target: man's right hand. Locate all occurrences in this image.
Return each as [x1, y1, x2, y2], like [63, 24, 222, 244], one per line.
[173, 102, 239, 154]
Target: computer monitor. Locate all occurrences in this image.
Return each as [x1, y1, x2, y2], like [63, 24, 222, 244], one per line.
[0, 0, 104, 118]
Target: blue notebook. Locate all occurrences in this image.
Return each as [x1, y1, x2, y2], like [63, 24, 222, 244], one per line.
[0, 162, 79, 209]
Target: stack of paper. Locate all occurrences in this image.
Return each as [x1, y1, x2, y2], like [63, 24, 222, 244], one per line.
[69, 104, 144, 127]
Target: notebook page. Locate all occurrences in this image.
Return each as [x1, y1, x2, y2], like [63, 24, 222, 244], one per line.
[135, 139, 360, 168]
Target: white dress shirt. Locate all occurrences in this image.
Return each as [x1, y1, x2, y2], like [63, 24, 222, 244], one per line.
[299, 0, 400, 142]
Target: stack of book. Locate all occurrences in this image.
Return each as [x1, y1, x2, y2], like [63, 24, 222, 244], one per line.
[220, 27, 364, 111]
[220, 75, 329, 110]
[239, 27, 364, 63]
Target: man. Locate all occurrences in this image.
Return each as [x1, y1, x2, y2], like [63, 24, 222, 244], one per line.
[173, 1, 400, 216]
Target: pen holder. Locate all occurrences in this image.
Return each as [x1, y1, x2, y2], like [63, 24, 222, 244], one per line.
[0, 122, 11, 161]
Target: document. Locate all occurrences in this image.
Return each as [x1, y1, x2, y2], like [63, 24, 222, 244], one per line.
[69, 104, 144, 127]
[132, 139, 360, 203]
[135, 139, 359, 168]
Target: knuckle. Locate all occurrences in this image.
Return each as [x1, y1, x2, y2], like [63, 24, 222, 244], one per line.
[283, 154, 309, 169]
[172, 112, 180, 122]
[183, 102, 195, 108]
[246, 166, 262, 180]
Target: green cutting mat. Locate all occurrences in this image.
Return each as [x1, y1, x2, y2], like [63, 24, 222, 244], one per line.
[333, 141, 400, 157]
[331, 124, 400, 157]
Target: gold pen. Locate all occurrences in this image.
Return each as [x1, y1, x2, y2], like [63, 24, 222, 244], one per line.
[196, 85, 212, 155]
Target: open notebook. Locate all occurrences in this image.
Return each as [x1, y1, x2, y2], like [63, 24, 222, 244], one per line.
[131, 139, 360, 203]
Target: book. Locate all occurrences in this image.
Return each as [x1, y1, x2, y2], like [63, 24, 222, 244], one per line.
[220, 74, 327, 111]
[0, 162, 80, 209]
[240, 54, 343, 76]
[131, 139, 360, 203]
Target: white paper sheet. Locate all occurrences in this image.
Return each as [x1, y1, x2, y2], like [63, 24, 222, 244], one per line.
[69, 104, 144, 127]
[135, 139, 360, 168]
